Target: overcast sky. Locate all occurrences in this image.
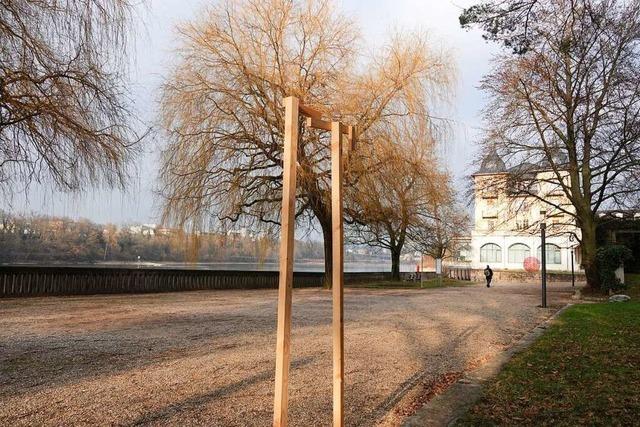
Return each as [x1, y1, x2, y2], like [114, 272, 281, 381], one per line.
[9, 0, 497, 226]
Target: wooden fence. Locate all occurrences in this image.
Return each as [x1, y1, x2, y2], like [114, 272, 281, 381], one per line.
[445, 267, 473, 281]
[0, 266, 400, 298]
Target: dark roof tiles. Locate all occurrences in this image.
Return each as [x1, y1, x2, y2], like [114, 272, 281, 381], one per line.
[478, 150, 506, 174]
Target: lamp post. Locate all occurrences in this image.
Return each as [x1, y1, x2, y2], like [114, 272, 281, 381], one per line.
[420, 253, 424, 288]
[540, 222, 547, 308]
[571, 249, 575, 288]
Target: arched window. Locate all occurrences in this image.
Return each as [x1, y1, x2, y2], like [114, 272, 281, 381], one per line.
[508, 243, 530, 264]
[480, 243, 502, 263]
[537, 244, 561, 264]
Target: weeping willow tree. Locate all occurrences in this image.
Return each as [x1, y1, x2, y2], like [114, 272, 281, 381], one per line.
[0, 0, 143, 195]
[159, 0, 454, 282]
[345, 115, 453, 279]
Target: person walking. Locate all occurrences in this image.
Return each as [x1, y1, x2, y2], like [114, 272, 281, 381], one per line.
[484, 265, 493, 288]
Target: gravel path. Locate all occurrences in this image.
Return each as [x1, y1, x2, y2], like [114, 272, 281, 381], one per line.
[0, 282, 573, 426]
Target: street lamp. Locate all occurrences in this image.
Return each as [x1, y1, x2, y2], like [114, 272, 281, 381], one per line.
[571, 249, 575, 288]
[540, 222, 547, 308]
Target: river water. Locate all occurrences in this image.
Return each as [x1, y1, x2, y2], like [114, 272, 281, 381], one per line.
[21, 260, 416, 273]
[92, 260, 419, 272]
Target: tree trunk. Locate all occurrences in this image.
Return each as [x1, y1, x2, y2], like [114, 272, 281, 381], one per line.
[320, 216, 333, 288]
[580, 218, 600, 290]
[391, 247, 401, 281]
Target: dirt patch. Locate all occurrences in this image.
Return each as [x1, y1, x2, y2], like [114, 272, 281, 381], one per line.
[0, 283, 573, 426]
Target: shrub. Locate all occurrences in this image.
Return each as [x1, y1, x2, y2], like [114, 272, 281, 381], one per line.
[596, 245, 633, 292]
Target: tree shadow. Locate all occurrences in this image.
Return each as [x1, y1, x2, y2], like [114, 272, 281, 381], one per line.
[0, 293, 330, 399]
[126, 355, 316, 426]
[349, 284, 574, 425]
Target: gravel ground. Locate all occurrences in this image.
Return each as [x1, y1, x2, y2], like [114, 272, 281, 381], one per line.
[0, 282, 573, 426]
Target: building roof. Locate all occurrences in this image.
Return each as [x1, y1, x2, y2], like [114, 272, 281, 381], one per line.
[507, 162, 538, 174]
[539, 147, 569, 169]
[476, 148, 570, 176]
[477, 150, 506, 174]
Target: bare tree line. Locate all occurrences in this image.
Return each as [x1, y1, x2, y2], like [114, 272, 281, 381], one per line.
[0, 211, 329, 263]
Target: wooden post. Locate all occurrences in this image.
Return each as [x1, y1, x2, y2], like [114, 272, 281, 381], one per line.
[276, 101, 353, 425]
[331, 121, 344, 427]
[273, 96, 299, 427]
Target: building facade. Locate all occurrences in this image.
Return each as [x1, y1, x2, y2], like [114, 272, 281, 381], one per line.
[470, 152, 581, 272]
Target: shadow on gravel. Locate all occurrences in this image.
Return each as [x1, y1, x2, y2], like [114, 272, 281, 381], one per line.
[359, 284, 574, 425]
[1, 302, 275, 395]
[126, 355, 316, 426]
[0, 284, 575, 426]
[0, 296, 332, 399]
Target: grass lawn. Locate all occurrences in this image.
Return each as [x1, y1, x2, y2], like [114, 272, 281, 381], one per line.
[457, 276, 640, 426]
[347, 277, 476, 289]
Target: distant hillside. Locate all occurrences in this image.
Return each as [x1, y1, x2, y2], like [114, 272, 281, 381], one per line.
[0, 212, 392, 264]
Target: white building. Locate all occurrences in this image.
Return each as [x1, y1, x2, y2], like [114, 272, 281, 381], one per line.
[470, 151, 581, 272]
[128, 223, 157, 236]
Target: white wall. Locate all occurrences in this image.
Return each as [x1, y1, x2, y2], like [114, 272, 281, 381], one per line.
[471, 171, 581, 272]
[470, 232, 578, 271]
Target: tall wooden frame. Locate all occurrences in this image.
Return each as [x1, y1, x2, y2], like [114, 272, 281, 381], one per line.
[331, 120, 344, 426]
[273, 96, 299, 427]
[273, 96, 356, 427]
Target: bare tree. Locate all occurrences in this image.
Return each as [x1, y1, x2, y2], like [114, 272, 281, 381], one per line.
[159, 0, 453, 283]
[461, 0, 640, 289]
[346, 117, 451, 279]
[409, 202, 469, 262]
[0, 0, 143, 194]
[103, 223, 119, 260]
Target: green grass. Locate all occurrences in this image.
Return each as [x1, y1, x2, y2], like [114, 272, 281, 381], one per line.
[457, 278, 640, 426]
[347, 277, 476, 289]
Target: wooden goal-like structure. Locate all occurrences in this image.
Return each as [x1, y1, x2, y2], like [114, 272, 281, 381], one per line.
[273, 96, 357, 427]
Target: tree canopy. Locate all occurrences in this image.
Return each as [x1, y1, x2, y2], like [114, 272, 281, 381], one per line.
[159, 0, 454, 279]
[0, 0, 143, 194]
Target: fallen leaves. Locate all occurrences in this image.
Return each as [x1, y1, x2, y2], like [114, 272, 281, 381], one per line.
[456, 301, 640, 426]
[393, 371, 464, 418]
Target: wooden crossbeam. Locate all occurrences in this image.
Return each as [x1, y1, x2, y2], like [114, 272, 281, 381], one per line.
[306, 116, 351, 135]
[300, 104, 350, 136]
[305, 116, 333, 132]
[299, 104, 323, 121]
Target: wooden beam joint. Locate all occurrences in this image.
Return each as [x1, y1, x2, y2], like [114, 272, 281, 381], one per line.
[299, 103, 354, 139]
